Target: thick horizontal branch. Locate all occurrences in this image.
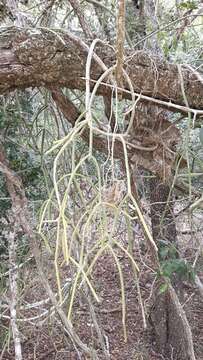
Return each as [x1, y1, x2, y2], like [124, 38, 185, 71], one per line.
[0, 27, 202, 111]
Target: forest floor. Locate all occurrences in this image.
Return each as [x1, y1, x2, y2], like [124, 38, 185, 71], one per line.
[1, 221, 203, 359]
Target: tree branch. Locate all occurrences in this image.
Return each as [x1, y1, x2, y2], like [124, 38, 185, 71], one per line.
[0, 27, 202, 111]
[68, 0, 93, 39]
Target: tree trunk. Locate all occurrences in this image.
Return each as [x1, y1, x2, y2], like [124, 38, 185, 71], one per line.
[149, 177, 196, 360]
[150, 177, 177, 246]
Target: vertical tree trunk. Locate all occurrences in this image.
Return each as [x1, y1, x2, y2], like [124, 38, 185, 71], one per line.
[149, 177, 177, 245]
[149, 177, 196, 360]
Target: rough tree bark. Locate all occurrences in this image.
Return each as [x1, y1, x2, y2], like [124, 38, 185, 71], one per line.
[149, 177, 196, 360]
[0, 27, 202, 111]
[150, 178, 177, 248]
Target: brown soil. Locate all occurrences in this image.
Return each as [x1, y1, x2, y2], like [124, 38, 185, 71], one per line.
[1, 240, 203, 360]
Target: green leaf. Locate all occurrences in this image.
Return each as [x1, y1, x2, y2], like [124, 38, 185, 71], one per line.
[159, 246, 169, 259]
[159, 283, 168, 294]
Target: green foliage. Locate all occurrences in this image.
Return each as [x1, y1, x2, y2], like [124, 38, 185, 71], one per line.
[0, 95, 45, 205]
[159, 282, 169, 294]
[0, 94, 47, 271]
[158, 241, 179, 261]
[158, 241, 195, 283]
[177, 0, 198, 10]
[160, 258, 195, 282]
